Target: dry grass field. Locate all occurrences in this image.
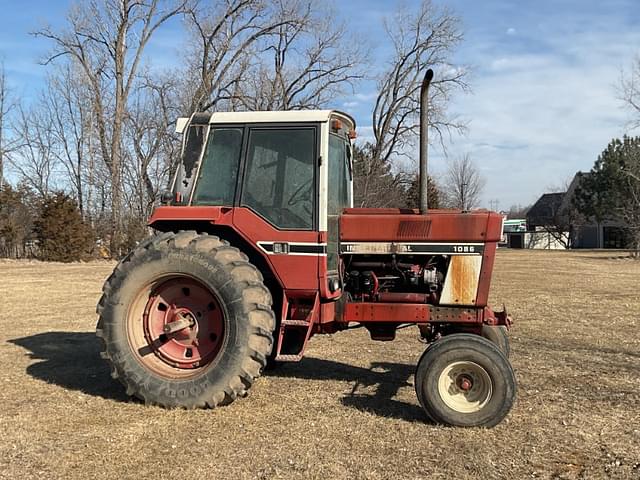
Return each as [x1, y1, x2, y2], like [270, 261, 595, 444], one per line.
[1, 249, 639, 479]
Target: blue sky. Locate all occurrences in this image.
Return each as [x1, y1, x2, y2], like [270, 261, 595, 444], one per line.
[2, 0, 640, 209]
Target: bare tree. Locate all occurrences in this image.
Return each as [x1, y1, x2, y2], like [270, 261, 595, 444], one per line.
[506, 204, 530, 218]
[0, 64, 7, 189]
[529, 196, 574, 249]
[620, 54, 640, 130]
[40, 65, 96, 217]
[123, 73, 181, 219]
[0, 183, 36, 258]
[183, 0, 300, 113]
[531, 177, 584, 248]
[621, 168, 640, 255]
[0, 63, 19, 189]
[10, 104, 60, 198]
[36, 0, 188, 254]
[235, 0, 365, 110]
[371, 0, 468, 168]
[443, 154, 485, 210]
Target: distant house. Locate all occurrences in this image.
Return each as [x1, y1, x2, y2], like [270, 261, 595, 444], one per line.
[524, 172, 629, 249]
[525, 192, 570, 249]
[526, 193, 565, 229]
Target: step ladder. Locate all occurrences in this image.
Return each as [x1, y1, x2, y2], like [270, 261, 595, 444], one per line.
[274, 292, 319, 362]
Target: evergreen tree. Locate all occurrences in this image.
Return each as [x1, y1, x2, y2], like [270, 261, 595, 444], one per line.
[574, 136, 640, 254]
[33, 192, 94, 262]
[405, 174, 442, 209]
[352, 143, 408, 208]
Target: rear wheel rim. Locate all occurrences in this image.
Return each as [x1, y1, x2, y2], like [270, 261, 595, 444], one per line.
[437, 361, 492, 413]
[127, 275, 225, 379]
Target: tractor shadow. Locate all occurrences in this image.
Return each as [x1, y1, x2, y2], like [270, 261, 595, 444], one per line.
[9, 331, 129, 402]
[10, 331, 428, 422]
[266, 357, 430, 423]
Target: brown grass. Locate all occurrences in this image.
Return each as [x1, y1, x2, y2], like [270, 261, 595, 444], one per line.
[1, 250, 639, 479]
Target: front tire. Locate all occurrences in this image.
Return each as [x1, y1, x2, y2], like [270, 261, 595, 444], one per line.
[415, 334, 516, 427]
[96, 231, 275, 408]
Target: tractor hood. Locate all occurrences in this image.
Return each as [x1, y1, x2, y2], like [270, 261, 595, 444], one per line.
[339, 208, 504, 244]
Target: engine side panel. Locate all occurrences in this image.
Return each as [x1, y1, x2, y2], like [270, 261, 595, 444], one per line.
[339, 209, 503, 309]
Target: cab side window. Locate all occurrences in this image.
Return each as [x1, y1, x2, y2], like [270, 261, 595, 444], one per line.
[242, 128, 316, 230]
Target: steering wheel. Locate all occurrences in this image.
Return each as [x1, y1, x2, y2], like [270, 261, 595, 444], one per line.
[288, 178, 313, 207]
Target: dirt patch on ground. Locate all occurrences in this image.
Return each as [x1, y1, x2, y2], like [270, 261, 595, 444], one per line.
[1, 250, 639, 479]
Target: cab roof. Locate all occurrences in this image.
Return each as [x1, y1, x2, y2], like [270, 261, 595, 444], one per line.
[208, 109, 356, 129]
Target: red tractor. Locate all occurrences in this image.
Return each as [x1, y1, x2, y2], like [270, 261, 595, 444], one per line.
[97, 71, 515, 427]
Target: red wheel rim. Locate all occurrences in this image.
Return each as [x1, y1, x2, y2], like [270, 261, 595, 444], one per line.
[127, 276, 225, 378]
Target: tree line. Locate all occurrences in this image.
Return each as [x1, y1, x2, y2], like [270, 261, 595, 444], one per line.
[0, 0, 487, 261]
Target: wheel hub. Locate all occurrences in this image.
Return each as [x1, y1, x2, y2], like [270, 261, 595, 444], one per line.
[457, 375, 473, 392]
[163, 310, 195, 335]
[140, 277, 225, 371]
[437, 361, 493, 414]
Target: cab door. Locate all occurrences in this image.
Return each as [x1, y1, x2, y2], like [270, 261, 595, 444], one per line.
[233, 125, 321, 290]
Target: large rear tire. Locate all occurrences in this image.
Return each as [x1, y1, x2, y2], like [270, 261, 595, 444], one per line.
[96, 231, 275, 408]
[415, 334, 516, 427]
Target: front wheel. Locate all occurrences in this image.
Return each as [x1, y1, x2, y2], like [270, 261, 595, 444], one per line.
[414, 334, 516, 427]
[96, 231, 275, 408]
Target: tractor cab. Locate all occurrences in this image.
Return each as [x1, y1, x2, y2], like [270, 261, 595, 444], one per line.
[172, 111, 354, 229]
[157, 110, 356, 297]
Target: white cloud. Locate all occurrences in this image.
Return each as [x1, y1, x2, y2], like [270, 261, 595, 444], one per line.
[506, 27, 517, 35]
[445, 21, 640, 208]
[353, 92, 378, 101]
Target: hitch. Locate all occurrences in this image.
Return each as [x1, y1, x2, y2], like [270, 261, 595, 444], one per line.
[492, 305, 513, 329]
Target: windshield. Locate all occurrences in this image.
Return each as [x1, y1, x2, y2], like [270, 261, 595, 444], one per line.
[192, 128, 244, 205]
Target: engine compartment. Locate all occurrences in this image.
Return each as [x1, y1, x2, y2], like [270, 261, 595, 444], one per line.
[343, 254, 449, 305]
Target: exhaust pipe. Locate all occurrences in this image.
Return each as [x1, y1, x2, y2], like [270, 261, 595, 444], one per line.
[419, 69, 434, 214]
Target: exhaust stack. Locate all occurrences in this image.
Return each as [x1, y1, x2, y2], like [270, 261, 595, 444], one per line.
[419, 69, 434, 214]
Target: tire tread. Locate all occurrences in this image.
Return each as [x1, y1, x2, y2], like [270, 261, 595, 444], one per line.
[96, 230, 275, 409]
